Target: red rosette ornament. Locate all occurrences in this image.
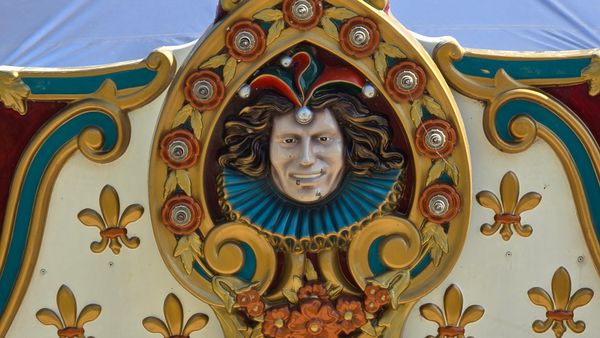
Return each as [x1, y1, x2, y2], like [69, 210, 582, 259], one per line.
[385, 61, 427, 102]
[419, 184, 461, 224]
[339, 17, 380, 58]
[159, 129, 201, 170]
[283, 0, 323, 30]
[184, 70, 225, 111]
[226, 20, 267, 62]
[161, 195, 203, 235]
[415, 119, 457, 159]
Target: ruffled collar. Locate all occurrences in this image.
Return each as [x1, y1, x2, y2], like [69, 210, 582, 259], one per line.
[220, 167, 402, 242]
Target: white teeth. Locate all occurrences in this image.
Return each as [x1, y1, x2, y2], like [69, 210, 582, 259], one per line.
[292, 172, 322, 179]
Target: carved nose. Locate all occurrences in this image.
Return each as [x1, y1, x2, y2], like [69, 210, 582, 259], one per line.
[299, 140, 315, 166]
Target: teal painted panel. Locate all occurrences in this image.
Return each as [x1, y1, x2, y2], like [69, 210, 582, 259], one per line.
[23, 67, 156, 95]
[0, 112, 117, 315]
[454, 56, 591, 79]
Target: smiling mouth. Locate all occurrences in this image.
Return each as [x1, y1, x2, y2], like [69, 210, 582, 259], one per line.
[291, 172, 323, 180]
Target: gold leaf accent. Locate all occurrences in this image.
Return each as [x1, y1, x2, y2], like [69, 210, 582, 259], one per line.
[409, 99, 424, 127]
[305, 259, 318, 281]
[190, 110, 203, 139]
[223, 56, 237, 86]
[176, 169, 192, 196]
[324, 7, 358, 20]
[445, 158, 460, 185]
[172, 104, 194, 128]
[325, 282, 343, 300]
[200, 53, 230, 69]
[423, 95, 447, 119]
[174, 235, 195, 274]
[253, 8, 284, 22]
[368, 269, 410, 310]
[360, 321, 378, 336]
[582, 57, 600, 96]
[379, 42, 406, 59]
[36, 285, 101, 335]
[422, 222, 448, 266]
[283, 276, 303, 304]
[267, 19, 285, 46]
[212, 276, 256, 313]
[0, 71, 30, 115]
[164, 170, 178, 200]
[426, 159, 445, 186]
[143, 293, 209, 337]
[420, 284, 484, 335]
[320, 17, 339, 41]
[374, 48, 387, 82]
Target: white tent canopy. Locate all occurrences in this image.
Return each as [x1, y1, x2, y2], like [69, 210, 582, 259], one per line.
[0, 0, 599, 67]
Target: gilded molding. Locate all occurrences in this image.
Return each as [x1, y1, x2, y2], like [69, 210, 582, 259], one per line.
[0, 71, 30, 115]
[0, 48, 175, 336]
[142, 293, 209, 337]
[528, 267, 593, 338]
[419, 284, 485, 338]
[78, 185, 143, 255]
[477, 171, 541, 241]
[36, 285, 101, 338]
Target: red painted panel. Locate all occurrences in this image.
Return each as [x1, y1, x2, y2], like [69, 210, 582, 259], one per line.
[0, 101, 68, 231]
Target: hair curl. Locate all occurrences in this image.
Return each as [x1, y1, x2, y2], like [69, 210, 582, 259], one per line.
[219, 92, 404, 177]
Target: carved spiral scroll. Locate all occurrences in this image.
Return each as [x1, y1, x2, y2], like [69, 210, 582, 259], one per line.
[204, 222, 276, 294]
[348, 216, 421, 289]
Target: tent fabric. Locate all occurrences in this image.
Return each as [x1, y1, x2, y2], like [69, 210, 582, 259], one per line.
[0, 0, 599, 67]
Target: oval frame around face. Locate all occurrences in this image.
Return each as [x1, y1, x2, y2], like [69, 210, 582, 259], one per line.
[149, 0, 471, 306]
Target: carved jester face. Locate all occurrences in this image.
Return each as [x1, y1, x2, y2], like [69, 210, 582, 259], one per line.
[270, 108, 345, 203]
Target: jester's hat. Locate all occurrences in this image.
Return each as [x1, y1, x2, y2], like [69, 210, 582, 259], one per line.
[247, 47, 367, 110]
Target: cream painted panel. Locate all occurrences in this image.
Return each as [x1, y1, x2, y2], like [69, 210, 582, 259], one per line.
[403, 92, 600, 337]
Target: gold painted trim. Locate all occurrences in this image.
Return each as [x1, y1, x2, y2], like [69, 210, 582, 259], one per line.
[435, 39, 600, 276]
[0, 49, 175, 336]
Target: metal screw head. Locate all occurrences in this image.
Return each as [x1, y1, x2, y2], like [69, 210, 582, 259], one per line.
[396, 70, 419, 91]
[192, 79, 214, 102]
[171, 205, 192, 226]
[425, 128, 447, 150]
[168, 140, 189, 162]
[349, 25, 371, 48]
[280, 56, 293, 67]
[238, 84, 251, 99]
[428, 194, 449, 217]
[292, 0, 314, 21]
[506, 251, 512, 257]
[40, 268, 47, 275]
[578, 256, 585, 263]
[362, 84, 376, 98]
[295, 106, 314, 125]
[234, 30, 256, 52]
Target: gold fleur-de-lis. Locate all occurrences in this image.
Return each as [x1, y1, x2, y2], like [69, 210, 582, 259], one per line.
[420, 284, 485, 338]
[36, 285, 101, 338]
[528, 267, 593, 338]
[142, 293, 209, 338]
[477, 171, 541, 240]
[78, 185, 143, 254]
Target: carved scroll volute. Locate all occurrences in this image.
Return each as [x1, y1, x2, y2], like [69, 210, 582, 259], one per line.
[203, 222, 276, 294]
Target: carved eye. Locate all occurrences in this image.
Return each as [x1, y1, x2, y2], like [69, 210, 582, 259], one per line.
[283, 138, 297, 144]
[319, 136, 331, 142]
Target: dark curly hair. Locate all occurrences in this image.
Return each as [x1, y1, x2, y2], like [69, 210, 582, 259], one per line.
[219, 91, 404, 177]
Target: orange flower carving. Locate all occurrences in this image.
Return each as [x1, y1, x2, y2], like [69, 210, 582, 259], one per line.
[283, 0, 323, 30]
[336, 297, 367, 334]
[415, 119, 457, 159]
[159, 129, 201, 169]
[419, 184, 461, 224]
[339, 17, 380, 58]
[385, 61, 427, 102]
[363, 284, 390, 314]
[226, 20, 266, 62]
[263, 307, 293, 338]
[184, 70, 225, 111]
[297, 282, 329, 301]
[161, 195, 203, 235]
[236, 289, 265, 318]
[288, 300, 340, 338]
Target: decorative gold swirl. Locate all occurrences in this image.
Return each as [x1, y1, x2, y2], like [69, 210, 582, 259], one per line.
[203, 222, 276, 294]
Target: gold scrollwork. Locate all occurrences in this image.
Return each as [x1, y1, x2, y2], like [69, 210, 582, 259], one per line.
[78, 185, 143, 254]
[142, 293, 209, 337]
[528, 267, 593, 338]
[0, 71, 30, 115]
[582, 55, 600, 96]
[36, 285, 101, 338]
[477, 171, 541, 241]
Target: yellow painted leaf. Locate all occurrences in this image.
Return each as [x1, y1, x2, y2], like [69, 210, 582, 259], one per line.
[423, 95, 447, 119]
[431, 245, 443, 266]
[253, 8, 283, 22]
[191, 110, 203, 140]
[380, 42, 406, 59]
[426, 159, 445, 185]
[0, 71, 30, 115]
[164, 170, 178, 200]
[176, 170, 192, 196]
[223, 56, 237, 86]
[325, 7, 357, 20]
[325, 282, 343, 299]
[360, 321, 378, 337]
[180, 249, 195, 274]
[582, 58, 600, 96]
[172, 104, 194, 128]
[212, 277, 238, 313]
[421, 222, 436, 244]
[174, 236, 191, 257]
[374, 48, 387, 82]
[267, 19, 285, 45]
[250, 322, 264, 338]
[320, 17, 339, 41]
[190, 232, 203, 257]
[388, 270, 410, 309]
[200, 54, 230, 69]
[445, 159, 460, 185]
[410, 99, 423, 127]
[305, 259, 318, 281]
